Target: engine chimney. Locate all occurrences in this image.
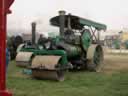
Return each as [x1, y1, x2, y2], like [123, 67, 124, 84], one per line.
[59, 10, 66, 37]
[31, 22, 36, 46]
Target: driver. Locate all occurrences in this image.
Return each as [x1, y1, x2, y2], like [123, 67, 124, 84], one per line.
[38, 34, 48, 49]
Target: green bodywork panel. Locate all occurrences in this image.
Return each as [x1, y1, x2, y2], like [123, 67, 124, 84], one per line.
[51, 36, 82, 57]
[93, 46, 102, 65]
[67, 45, 81, 57]
[21, 48, 68, 65]
[50, 15, 107, 30]
[124, 40, 128, 49]
[79, 18, 106, 31]
[113, 40, 120, 49]
[81, 30, 92, 51]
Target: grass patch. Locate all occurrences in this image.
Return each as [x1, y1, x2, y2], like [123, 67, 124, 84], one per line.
[7, 61, 128, 96]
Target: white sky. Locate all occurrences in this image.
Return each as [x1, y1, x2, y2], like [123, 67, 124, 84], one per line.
[7, 0, 128, 33]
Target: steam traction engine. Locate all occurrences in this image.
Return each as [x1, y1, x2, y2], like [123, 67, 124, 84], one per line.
[16, 11, 107, 81]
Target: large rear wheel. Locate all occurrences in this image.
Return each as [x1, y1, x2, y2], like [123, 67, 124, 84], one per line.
[87, 45, 104, 72]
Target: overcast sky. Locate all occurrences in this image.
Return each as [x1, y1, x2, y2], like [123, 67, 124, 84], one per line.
[7, 0, 128, 34]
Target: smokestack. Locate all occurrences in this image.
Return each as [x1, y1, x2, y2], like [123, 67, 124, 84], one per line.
[59, 10, 66, 37]
[31, 22, 36, 46]
[67, 13, 72, 30]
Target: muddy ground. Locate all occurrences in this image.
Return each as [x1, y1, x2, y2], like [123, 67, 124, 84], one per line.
[101, 53, 128, 73]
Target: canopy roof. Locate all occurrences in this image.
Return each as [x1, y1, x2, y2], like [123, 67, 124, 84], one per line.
[50, 15, 107, 31]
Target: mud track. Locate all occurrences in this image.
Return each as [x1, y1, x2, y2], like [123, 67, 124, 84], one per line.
[101, 53, 128, 73]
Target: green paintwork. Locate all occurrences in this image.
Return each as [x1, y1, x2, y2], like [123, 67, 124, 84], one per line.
[79, 18, 106, 31]
[21, 48, 68, 65]
[113, 39, 120, 49]
[68, 46, 81, 57]
[50, 15, 107, 30]
[93, 45, 103, 67]
[124, 40, 128, 49]
[93, 48, 100, 65]
[81, 30, 92, 51]
[51, 37, 82, 58]
[18, 12, 106, 72]
[62, 44, 82, 58]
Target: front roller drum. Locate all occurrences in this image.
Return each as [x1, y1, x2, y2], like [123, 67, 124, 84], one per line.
[16, 52, 33, 67]
[32, 69, 64, 81]
[31, 55, 65, 81]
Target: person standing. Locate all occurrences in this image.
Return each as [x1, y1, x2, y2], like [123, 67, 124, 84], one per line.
[6, 48, 10, 72]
